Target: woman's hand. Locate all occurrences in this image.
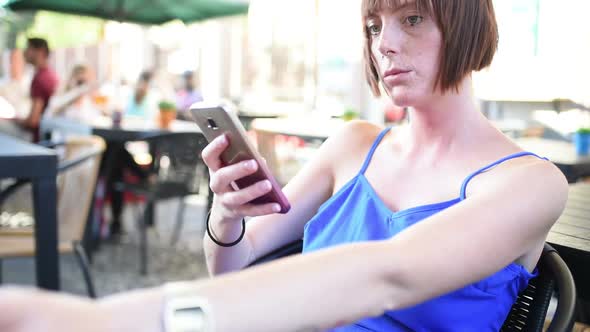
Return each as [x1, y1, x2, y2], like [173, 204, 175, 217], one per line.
[201, 134, 281, 224]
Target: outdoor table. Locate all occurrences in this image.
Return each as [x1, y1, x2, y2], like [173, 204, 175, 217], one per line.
[547, 182, 590, 302]
[41, 116, 205, 250]
[237, 111, 281, 131]
[514, 137, 590, 183]
[42, 116, 199, 141]
[0, 133, 59, 290]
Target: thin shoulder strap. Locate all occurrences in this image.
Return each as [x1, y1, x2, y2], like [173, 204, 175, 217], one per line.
[459, 151, 549, 200]
[359, 127, 391, 174]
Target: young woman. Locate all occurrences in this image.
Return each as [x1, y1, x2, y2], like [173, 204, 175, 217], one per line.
[0, 1, 567, 331]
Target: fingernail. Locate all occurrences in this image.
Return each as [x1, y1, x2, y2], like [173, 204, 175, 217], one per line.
[272, 204, 281, 212]
[245, 160, 256, 169]
[261, 180, 271, 190]
[217, 135, 227, 145]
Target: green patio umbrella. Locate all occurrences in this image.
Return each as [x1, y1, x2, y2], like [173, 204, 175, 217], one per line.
[6, 0, 250, 25]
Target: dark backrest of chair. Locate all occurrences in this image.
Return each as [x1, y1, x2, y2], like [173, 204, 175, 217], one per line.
[140, 132, 208, 190]
[501, 268, 554, 331]
[249, 239, 304, 267]
[501, 243, 576, 332]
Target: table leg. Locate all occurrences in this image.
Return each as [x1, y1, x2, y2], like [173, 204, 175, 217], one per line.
[33, 176, 60, 290]
[82, 186, 99, 262]
[145, 201, 155, 227]
[97, 143, 125, 241]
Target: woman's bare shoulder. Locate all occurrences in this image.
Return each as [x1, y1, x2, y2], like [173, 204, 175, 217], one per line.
[333, 120, 384, 143]
[510, 155, 567, 200]
[320, 120, 385, 165]
[475, 152, 569, 222]
[310, 120, 386, 188]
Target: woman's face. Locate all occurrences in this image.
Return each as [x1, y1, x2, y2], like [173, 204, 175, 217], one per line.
[367, 3, 442, 107]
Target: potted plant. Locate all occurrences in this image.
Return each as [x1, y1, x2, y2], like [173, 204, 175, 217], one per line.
[574, 127, 590, 156]
[158, 100, 177, 129]
[341, 107, 359, 121]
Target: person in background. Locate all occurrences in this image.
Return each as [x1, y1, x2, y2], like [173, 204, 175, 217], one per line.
[65, 64, 93, 94]
[56, 64, 101, 122]
[176, 70, 203, 118]
[0, 49, 32, 140]
[16, 37, 59, 142]
[106, 70, 158, 236]
[104, 144, 151, 237]
[125, 70, 156, 119]
[0, 49, 30, 119]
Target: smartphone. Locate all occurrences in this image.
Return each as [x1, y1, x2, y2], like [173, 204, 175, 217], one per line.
[190, 101, 291, 214]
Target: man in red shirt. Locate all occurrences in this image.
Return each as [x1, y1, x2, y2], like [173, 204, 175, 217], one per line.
[17, 38, 59, 142]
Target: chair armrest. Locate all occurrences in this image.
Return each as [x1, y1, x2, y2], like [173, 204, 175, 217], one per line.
[248, 239, 304, 267]
[36, 140, 66, 149]
[0, 179, 32, 206]
[544, 244, 577, 332]
[57, 149, 103, 173]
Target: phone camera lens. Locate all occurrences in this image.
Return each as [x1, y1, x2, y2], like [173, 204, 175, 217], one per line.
[207, 118, 219, 130]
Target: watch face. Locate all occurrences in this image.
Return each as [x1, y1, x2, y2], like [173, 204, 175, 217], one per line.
[164, 296, 210, 332]
[172, 307, 206, 332]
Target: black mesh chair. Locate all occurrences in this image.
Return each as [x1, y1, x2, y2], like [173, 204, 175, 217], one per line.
[116, 132, 208, 274]
[501, 244, 576, 332]
[249, 241, 576, 331]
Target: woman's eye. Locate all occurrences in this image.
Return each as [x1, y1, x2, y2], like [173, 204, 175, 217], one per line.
[405, 15, 423, 26]
[367, 24, 381, 36]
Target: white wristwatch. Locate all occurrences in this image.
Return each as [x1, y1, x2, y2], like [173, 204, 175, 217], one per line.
[163, 283, 214, 332]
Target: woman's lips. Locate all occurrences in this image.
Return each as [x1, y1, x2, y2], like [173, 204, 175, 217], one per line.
[383, 69, 411, 84]
[384, 68, 411, 77]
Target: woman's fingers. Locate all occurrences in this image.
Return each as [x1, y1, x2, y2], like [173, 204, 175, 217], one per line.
[209, 159, 259, 193]
[235, 202, 282, 217]
[220, 179, 273, 207]
[201, 135, 229, 172]
[202, 136, 280, 219]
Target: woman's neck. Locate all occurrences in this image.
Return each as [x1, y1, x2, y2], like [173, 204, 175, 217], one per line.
[401, 77, 489, 160]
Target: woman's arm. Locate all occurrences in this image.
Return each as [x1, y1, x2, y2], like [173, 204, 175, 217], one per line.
[205, 121, 381, 275]
[0, 139, 567, 332]
[169, 156, 569, 331]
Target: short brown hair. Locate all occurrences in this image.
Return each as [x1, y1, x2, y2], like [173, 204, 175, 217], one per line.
[362, 0, 498, 96]
[27, 37, 50, 56]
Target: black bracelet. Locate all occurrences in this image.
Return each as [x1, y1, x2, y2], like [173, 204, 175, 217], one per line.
[206, 211, 246, 247]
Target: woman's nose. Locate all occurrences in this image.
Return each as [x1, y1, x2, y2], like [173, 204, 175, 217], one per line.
[377, 23, 402, 58]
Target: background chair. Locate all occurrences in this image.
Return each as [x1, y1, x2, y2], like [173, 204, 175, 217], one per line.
[115, 132, 208, 274]
[0, 136, 105, 298]
[248, 241, 576, 332]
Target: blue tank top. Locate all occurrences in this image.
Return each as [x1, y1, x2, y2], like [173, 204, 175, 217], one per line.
[303, 127, 548, 331]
